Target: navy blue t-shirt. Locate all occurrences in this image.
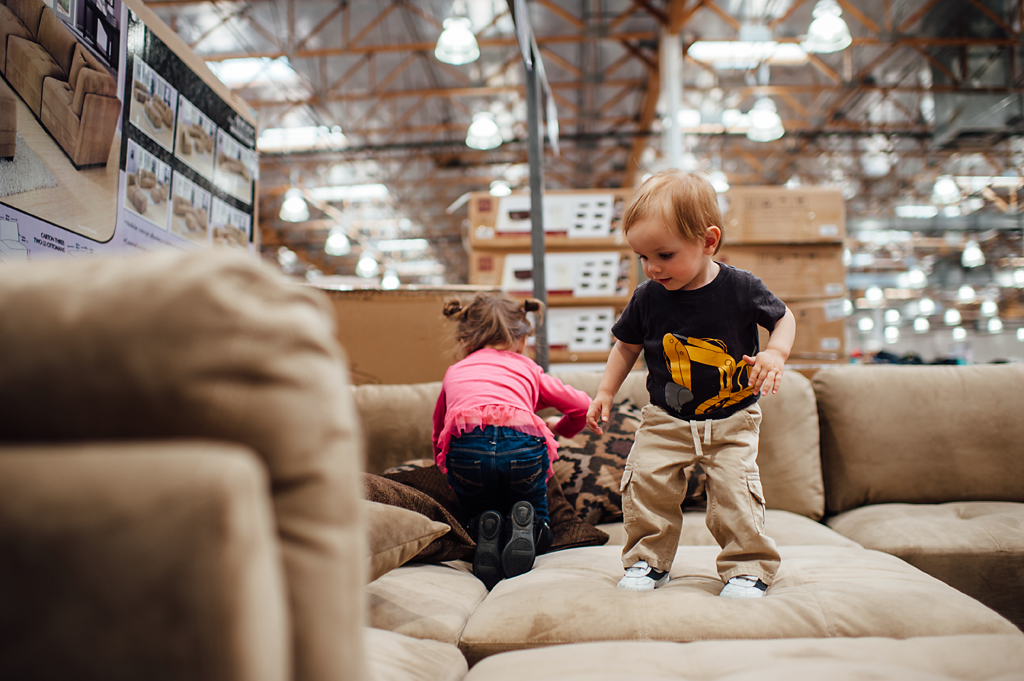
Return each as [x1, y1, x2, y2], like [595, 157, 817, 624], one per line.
[612, 263, 787, 421]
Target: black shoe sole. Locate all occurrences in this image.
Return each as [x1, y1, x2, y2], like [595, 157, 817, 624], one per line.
[473, 511, 504, 590]
[502, 501, 536, 578]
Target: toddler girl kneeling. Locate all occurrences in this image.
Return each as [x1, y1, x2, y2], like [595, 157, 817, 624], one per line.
[432, 292, 591, 590]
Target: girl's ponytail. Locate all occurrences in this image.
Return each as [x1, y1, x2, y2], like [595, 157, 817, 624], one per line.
[442, 298, 465, 319]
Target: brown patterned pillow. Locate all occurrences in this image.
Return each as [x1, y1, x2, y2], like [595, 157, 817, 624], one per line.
[382, 463, 608, 551]
[554, 399, 707, 525]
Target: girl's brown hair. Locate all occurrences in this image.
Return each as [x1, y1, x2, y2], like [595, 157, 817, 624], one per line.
[443, 292, 544, 356]
[622, 169, 724, 254]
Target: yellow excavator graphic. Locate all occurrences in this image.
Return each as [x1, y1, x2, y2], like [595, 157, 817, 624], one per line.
[662, 334, 754, 414]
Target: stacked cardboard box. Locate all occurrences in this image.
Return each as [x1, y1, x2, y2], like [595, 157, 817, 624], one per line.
[720, 186, 848, 368]
[467, 189, 635, 365]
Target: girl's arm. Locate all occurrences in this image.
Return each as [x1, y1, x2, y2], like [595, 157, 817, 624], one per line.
[431, 386, 447, 462]
[587, 339, 643, 435]
[537, 372, 592, 439]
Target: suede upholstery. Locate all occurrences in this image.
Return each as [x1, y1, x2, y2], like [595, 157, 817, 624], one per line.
[0, 77, 14, 158]
[464, 636, 1024, 681]
[0, 3, 34, 74]
[456, 545, 1019, 664]
[354, 362, 1023, 677]
[814, 364, 1024, 627]
[6, 34, 61, 113]
[6, 0, 44, 37]
[2, 7, 119, 166]
[0, 251, 367, 681]
[35, 8, 74, 76]
[0, 443, 289, 681]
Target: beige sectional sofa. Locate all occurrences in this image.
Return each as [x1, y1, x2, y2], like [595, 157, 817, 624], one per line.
[1, 0, 119, 167]
[354, 360, 1024, 675]
[1, 250, 1022, 680]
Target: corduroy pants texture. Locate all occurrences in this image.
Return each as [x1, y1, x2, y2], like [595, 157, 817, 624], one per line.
[620, 402, 781, 585]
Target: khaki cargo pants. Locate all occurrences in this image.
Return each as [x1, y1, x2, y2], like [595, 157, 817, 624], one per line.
[620, 402, 781, 585]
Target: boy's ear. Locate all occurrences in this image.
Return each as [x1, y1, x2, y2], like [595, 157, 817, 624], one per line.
[704, 225, 722, 253]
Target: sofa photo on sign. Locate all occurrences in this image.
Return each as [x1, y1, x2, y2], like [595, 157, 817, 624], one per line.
[0, 0, 119, 167]
[0, 249, 1022, 681]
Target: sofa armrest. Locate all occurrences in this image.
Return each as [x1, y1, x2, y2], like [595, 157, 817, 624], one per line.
[0, 441, 290, 681]
[73, 90, 120, 165]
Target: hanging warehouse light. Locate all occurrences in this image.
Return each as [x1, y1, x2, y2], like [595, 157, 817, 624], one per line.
[802, 0, 852, 53]
[279, 187, 309, 222]
[466, 111, 502, 150]
[746, 98, 784, 142]
[434, 5, 479, 66]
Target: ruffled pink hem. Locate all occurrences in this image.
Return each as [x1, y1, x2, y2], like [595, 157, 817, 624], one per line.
[434, 404, 558, 480]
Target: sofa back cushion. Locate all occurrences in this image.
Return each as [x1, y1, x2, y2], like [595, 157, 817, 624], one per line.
[0, 251, 366, 681]
[354, 368, 825, 520]
[68, 43, 87, 93]
[7, 0, 45, 37]
[354, 381, 442, 474]
[554, 370, 825, 519]
[814, 364, 1024, 514]
[36, 8, 76, 76]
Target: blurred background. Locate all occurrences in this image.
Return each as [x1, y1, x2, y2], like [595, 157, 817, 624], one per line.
[149, 0, 1024, 367]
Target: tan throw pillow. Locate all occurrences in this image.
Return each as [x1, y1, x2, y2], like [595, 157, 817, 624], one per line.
[364, 501, 450, 582]
[363, 473, 475, 563]
[554, 399, 707, 525]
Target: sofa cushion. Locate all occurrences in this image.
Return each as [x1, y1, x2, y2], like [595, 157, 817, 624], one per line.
[367, 561, 488, 646]
[71, 64, 116, 117]
[7, 0, 45, 38]
[354, 381, 441, 473]
[0, 251, 366, 681]
[813, 365, 1024, 514]
[828, 501, 1024, 629]
[365, 501, 451, 582]
[6, 35, 63, 114]
[36, 8, 75, 76]
[457, 544, 1020, 664]
[40, 77, 77, 150]
[554, 398, 706, 524]
[0, 4, 34, 73]
[0, 442, 289, 681]
[599, 508, 862, 548]
[364, 473, 475, 563]
[365, 628, 467, 681]
[555, 370, 825, 520]
[68, 43, 87, 94]
[463, 635, 1024, 681]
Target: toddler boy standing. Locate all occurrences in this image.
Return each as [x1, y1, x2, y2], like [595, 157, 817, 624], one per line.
[587, 169, 796, 598]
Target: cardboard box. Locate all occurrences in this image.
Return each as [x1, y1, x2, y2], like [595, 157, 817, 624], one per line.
[717, 244, 847, 300]
[724, 186, 845, 244]
[468, 189, 632, 247]
[470, 250, 634, 300]
[313, 285, 495, 385]
[758, 298, 847, 361]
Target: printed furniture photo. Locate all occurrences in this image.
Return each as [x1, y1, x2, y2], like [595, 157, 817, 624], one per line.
[1, 0, 119, 167]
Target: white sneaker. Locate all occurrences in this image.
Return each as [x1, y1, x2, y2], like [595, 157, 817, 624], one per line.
[719, 575, 768, 599]
[616, 561, 670, 591]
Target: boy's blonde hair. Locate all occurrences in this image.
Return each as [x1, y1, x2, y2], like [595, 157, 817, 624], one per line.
[622, 169, 723, 254]
[443, 292, 544, 357]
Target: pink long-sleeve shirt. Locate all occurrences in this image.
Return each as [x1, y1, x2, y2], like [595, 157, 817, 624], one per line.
[431, 348, 592, 478]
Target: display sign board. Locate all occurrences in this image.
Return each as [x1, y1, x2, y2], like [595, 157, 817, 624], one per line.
[0, 0, 257, 263]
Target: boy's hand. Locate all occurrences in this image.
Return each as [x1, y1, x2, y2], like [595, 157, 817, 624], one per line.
[742, 349, 786, 396]
[587, 393, 613, 435]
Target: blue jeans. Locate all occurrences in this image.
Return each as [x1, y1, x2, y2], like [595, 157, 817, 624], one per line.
[445, 425, 550, 526]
